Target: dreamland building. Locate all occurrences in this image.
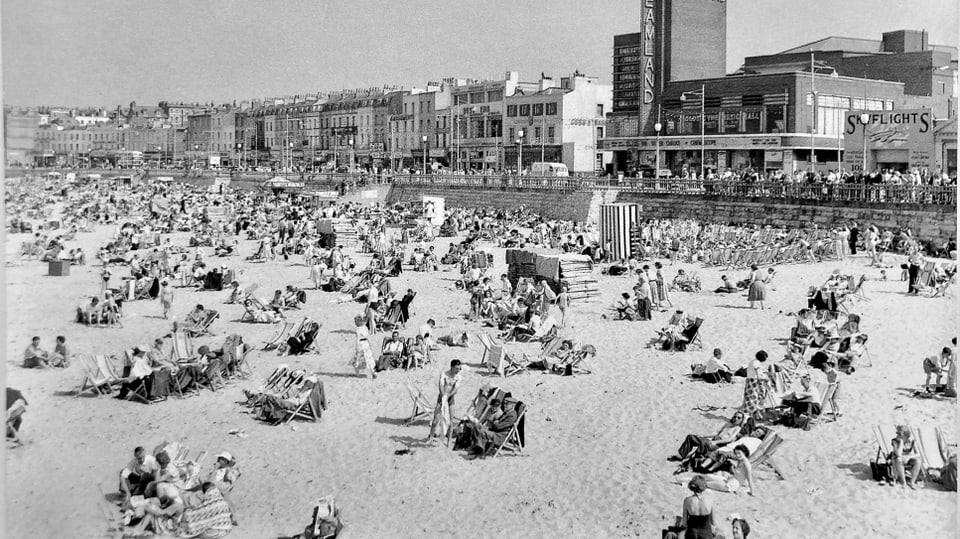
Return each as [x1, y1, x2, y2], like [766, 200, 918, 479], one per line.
[600, 0, 957, 177]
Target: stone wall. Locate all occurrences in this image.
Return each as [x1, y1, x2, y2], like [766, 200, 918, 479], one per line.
[615, 192, 957, 245]
[387, 184, 594, 222]
[386, 183, 957, 244]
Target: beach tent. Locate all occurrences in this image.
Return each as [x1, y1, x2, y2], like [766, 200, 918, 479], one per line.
[600, 203, 640, 261]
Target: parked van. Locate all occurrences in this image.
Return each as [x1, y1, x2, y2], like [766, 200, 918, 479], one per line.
[531, 162, 569, 177]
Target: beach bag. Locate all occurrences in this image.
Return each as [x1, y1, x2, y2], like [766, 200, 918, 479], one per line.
[871, 460, 892, 482]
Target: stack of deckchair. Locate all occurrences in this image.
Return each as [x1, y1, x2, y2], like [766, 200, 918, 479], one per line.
[331, 221, 359, 250]
[559, 258, 599, 301]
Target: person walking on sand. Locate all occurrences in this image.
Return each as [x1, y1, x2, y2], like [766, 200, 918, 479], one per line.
[429, 359, 463, 442]
[350, 316, 376, 379]
[159, 279, 174, 319]
[556, 285, 570, 328]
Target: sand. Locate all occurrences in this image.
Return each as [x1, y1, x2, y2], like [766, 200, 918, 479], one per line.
[4, 203, 957, 538]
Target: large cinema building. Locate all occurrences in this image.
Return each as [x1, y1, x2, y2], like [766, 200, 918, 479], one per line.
[601, 0, 958, 177]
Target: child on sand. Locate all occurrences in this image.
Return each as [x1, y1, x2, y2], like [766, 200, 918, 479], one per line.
[556, 285, 570, 328]
[159, 280, 173, 319]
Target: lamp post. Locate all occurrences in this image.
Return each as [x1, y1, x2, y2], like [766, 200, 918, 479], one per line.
[810, 49, 817, 174]
[858, 112, 871, 176]
[516, 129, 524, 175]
[236, 143, 243, 170]
[288, 141, 294, 174]
[193, 144, 199, 169]
[156, 146, 162, 168]
[421, 135, 428, 174]
[654, 121, 662, 180]
[681, 84, 706, 180]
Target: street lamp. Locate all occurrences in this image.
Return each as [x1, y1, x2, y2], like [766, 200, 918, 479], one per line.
[858, 112, 871, 176]
[421, 135, 428, 175]
[517, 129, 524, 175]
[680, 84, 706, 180]
[156, 146, 162, 168]
[654, 121, 662, 180]
[236, 142, 243, 170]
[288, 141, 294, 173]
[193, 144, 199, 169]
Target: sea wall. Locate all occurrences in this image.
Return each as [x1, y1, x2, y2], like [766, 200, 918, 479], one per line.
[387, 183, 595, 222]
[387, 184, 957, 244]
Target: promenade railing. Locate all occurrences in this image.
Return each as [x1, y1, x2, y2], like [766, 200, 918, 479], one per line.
[384, 174, 956, 206]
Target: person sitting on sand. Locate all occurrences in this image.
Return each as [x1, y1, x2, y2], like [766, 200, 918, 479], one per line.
[780, 373, 822, 418]
[923, 347, 952, 393]
[692, 348, 733, 384]
[677, 444, 756, 496]
[458, 398, 517, 457]
[611, 292, 637, 321]
[714, 274, 738, 294]
[23, 336, 50, 369]
[207, 452, 241, 494]
[119, 446, 160, 506]
[49, 335, 70, 368]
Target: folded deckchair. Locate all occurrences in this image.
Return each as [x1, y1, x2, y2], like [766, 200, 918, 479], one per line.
[403, 383, 434, 426]
[76, 354, 122, 397]
[283, 379, 326, 424]
[749, 430, 786, 479]
[490, 400, 526, 457]
[565, 345, 596, 374]
[264, 321, 295, 351]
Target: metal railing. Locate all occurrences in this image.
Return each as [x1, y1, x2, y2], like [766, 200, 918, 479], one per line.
[385, 174, 956, 205]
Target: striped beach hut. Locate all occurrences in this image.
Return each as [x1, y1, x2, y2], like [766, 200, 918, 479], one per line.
[600, 203, 640, 261]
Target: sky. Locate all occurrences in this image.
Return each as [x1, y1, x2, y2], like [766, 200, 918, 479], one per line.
[1, 0, 957, 107]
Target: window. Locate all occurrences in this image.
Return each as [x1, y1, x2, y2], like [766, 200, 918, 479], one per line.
[509, 127, 515, 141]
[487, 90, 503, 102]
[419, 102, 424, 113]
[519, 104, 530, 116]
[469, 92, 485, 104]
[506, 105, 518, 117]
[548, 126, 555, 143]
[596, 104, 604, 116]
[454, 94, 467, 105]
[546, 102, 557, 115]
[533, 103, 544, 116]
[534, 127, 541, 140]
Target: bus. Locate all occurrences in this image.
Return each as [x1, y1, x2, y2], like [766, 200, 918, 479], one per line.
[531, 162, 569, 177]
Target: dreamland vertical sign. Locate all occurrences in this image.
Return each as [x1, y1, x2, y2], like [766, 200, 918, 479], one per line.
[639, 0, 658, 135]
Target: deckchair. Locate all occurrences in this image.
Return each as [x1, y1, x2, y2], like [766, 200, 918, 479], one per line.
[262, 320, 294, 351]
[484, 342, 526, 377]
[76, 354, 122, 397]
[490, 400, 526, 457]
[283, 379, 326, 424]
[873, 425, 898, 476]
[403, 383, 435, 426]
[185, 310, 219, 337]
[913, 426, 947, 483]
[171, 330, 195, 361]
[917, 261, 936, 291]
[749, 430, 786, 479]
[564, 345, 596, 374]
[808, 382, 839, 425]
[6, 408, 24, 446]
[529, 316, 558, 343]
[673, 317, 704, 352]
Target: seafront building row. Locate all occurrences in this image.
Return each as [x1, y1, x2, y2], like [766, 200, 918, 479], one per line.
[5, 16, 957, 177]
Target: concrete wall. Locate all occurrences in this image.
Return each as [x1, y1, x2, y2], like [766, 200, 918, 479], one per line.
[386, 183, 957, 244]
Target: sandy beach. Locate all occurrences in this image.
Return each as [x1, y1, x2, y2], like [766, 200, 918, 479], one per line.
[4, 204, 956, 538]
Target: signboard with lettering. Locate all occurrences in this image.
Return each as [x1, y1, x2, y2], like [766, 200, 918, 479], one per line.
[843, 108, 933, 171]
[599, 135, 782, 151]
